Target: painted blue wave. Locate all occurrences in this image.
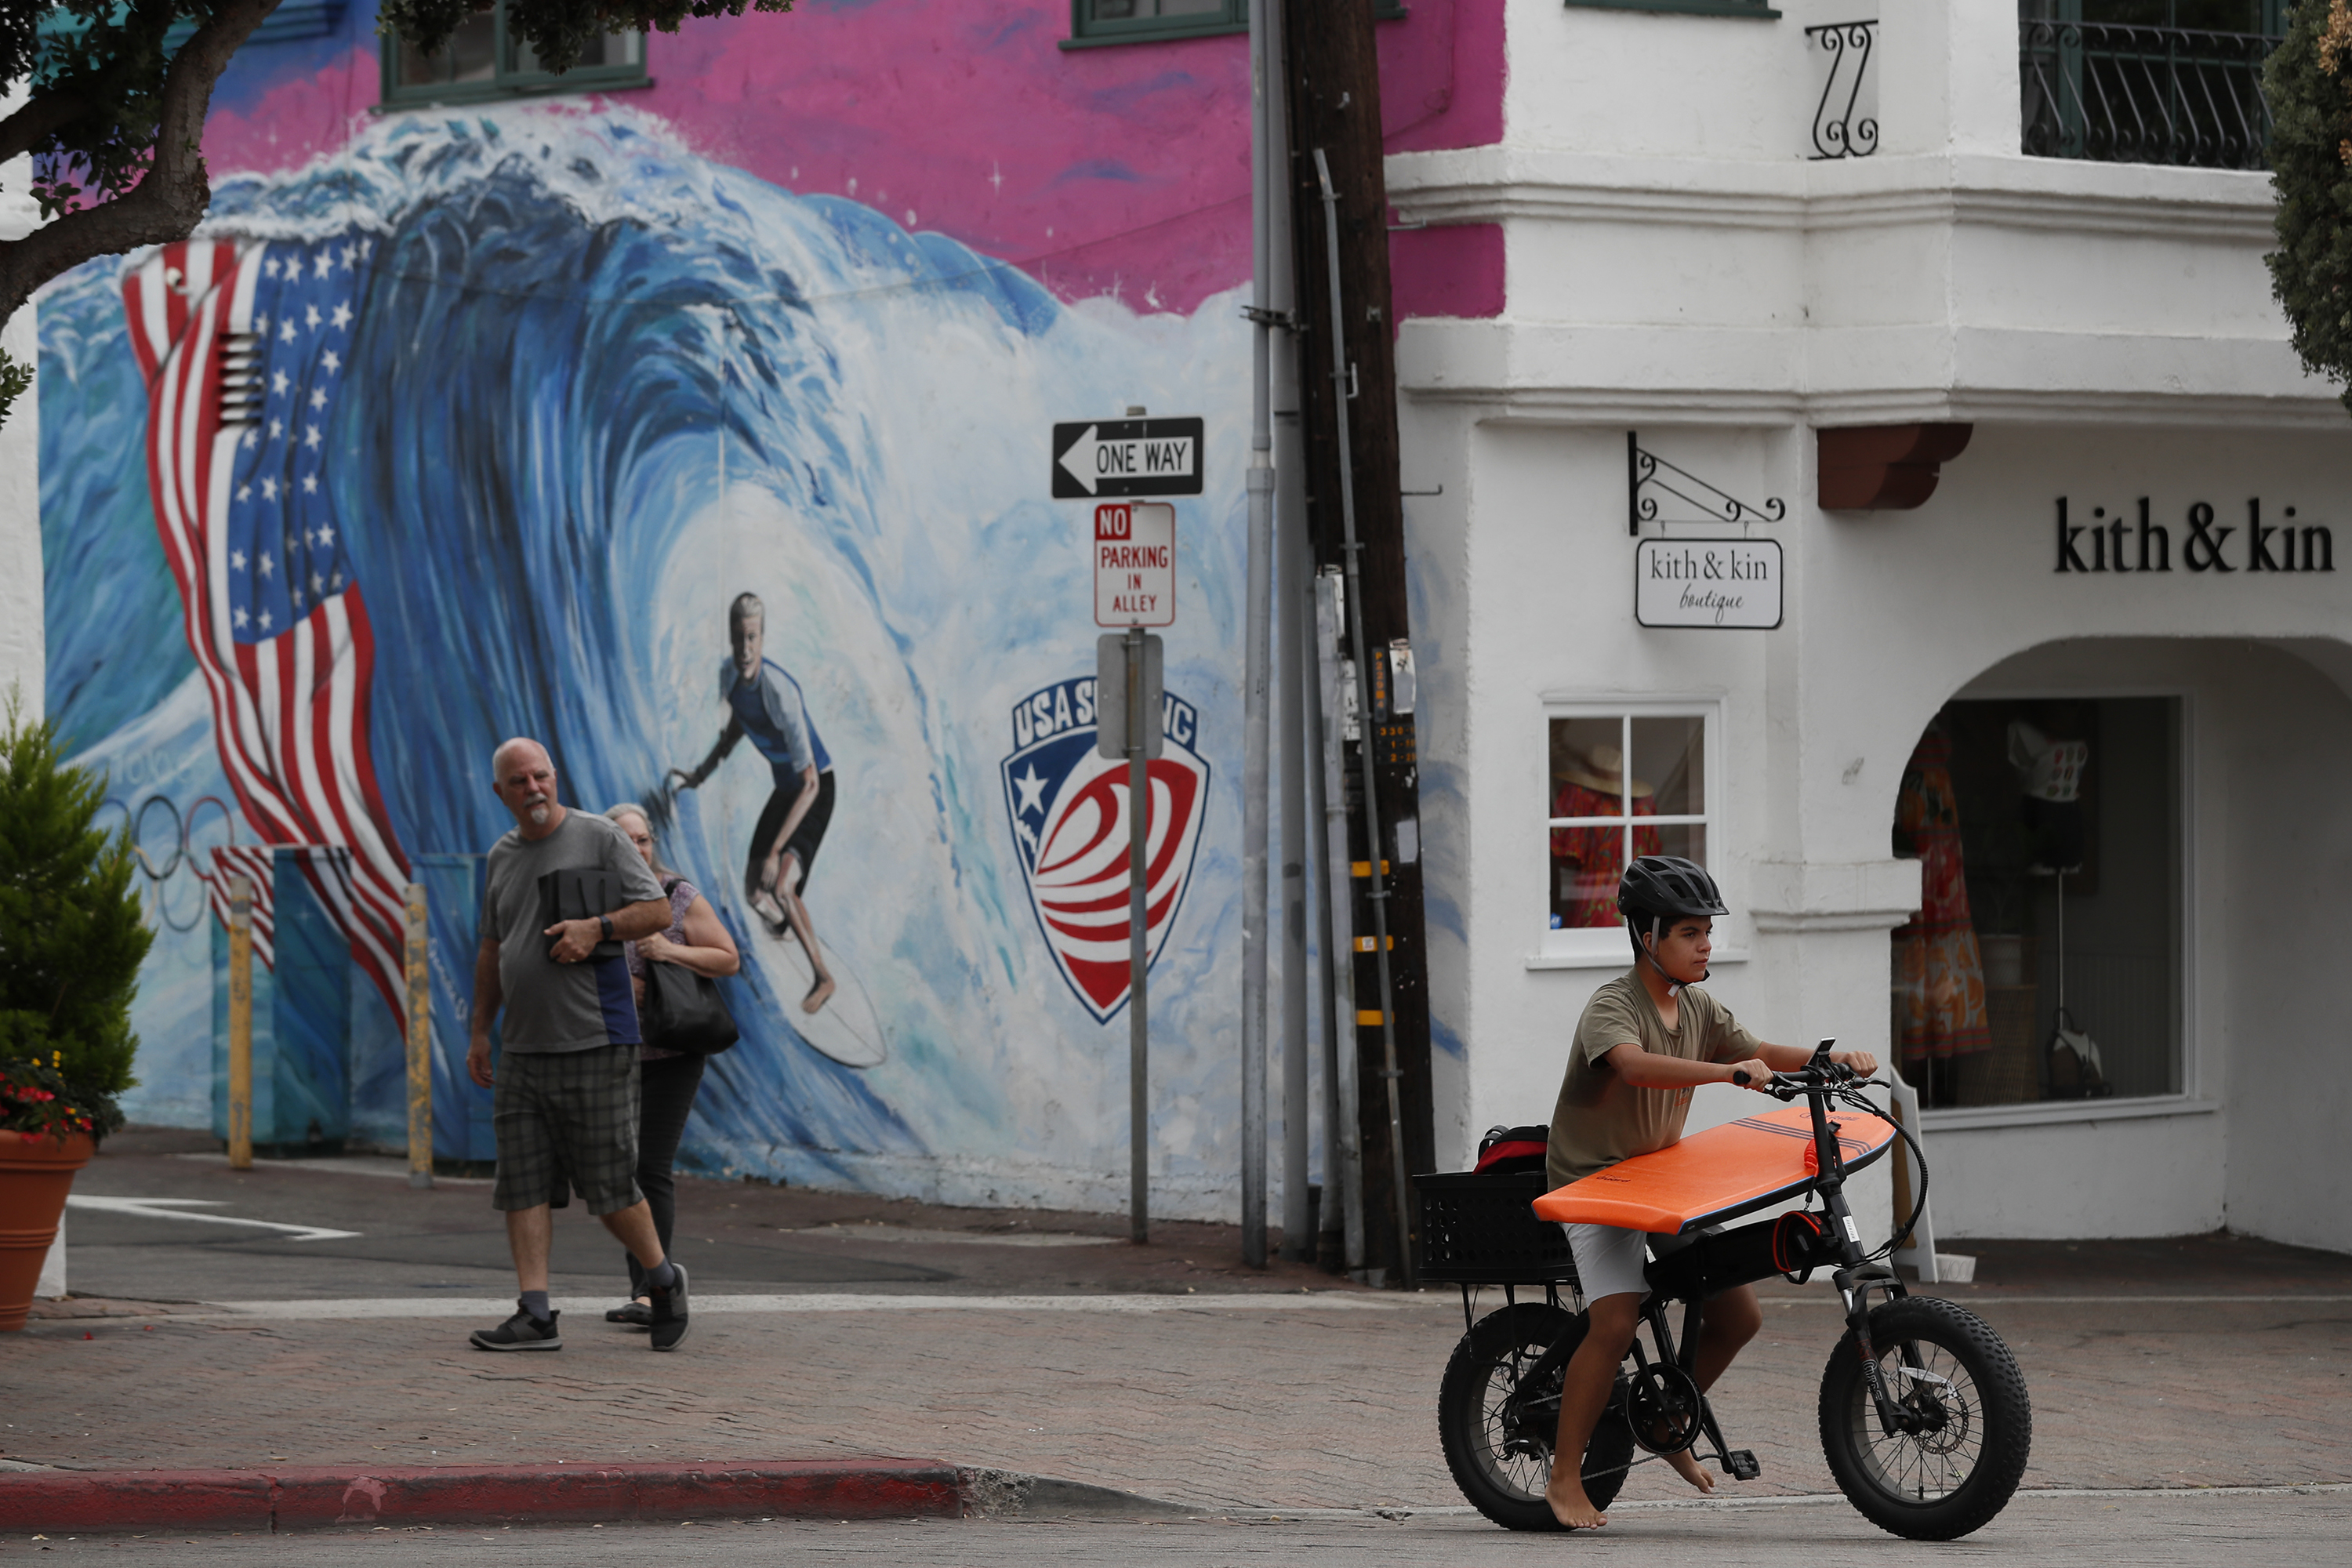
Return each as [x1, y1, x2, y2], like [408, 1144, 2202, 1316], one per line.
[41, 107, 1261, 1202]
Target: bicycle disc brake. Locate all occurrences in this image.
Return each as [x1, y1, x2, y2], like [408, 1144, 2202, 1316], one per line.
[1623, 1362, 1706, 1455]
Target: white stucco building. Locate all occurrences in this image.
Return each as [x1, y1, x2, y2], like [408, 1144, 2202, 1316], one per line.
[1390, 0, 2350, 1254]
[0, 82, 40, 719]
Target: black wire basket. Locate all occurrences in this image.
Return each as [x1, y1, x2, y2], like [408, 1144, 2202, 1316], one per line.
[1413, 1171, 1581, 1287]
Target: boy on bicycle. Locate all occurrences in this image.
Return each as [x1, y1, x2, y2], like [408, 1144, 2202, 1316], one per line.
[1544, 855, 1877, 1529]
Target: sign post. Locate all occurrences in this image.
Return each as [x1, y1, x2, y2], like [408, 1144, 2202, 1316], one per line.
[404, 883, 434, 1190]
[227, 875, 254, 1171]
[1093, 499, 1175, 1243]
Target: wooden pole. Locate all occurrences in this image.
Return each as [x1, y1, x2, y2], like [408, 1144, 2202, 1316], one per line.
[405, 882, 434, 1189]
[1280, 0, 1432, 1285]
[226, 874, 254, 1171]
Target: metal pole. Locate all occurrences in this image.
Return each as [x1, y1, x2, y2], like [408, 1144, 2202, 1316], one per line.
[1240, 0, 1276, 1270]
[1269, 0, 1312, 1265]
[404, 882, 434, 1190]
[227, 874, 254, 1171]
[1314, 571, 1366, 1274]
[1128, 625, 1150, 1243]
[1314, 147, 1414, 1287]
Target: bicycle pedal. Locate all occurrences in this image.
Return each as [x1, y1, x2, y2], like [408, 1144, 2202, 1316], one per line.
[1722, 1450, 1761, 1481]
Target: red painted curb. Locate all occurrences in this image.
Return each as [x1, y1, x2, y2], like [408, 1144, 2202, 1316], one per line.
[0, 1460, 964, 1534]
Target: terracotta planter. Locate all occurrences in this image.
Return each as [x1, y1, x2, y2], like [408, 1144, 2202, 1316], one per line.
[0, 1129, 93, 1332]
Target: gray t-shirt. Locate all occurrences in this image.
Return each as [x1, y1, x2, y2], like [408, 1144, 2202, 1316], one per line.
[479, 810, 665, 1054]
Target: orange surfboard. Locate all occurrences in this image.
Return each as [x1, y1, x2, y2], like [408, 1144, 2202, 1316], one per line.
[1532, 1104, 1895, 1235]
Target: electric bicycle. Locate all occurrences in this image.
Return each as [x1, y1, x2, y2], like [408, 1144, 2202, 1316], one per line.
[1416, 1044, 2031, 1541]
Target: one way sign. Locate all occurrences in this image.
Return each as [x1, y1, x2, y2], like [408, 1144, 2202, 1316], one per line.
[1051, 416, 1205, 499]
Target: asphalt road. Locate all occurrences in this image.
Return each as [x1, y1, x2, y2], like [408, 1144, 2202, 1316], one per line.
[13, 1489, 2351, 1565]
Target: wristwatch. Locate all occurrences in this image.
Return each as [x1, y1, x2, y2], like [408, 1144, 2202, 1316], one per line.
[599, 915, 614, 941]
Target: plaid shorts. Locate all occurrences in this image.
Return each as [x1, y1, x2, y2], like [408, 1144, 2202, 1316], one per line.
[491, 1044, 644, 1215]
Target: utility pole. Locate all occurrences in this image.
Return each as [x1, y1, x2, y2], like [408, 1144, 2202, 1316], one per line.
[1280, 0, 1432, 1285]
[1242, 0, 1279, 1271]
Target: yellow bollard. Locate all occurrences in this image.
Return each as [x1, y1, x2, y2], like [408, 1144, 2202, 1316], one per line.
[226, 875, 254, 1171]
[404, 883, 434, 1189]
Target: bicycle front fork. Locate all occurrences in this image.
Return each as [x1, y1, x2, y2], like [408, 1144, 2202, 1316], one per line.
[1816, 1167, 1920, 1437]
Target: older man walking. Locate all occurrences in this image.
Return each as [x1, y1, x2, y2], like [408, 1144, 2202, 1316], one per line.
[467, 738, 688, 1352]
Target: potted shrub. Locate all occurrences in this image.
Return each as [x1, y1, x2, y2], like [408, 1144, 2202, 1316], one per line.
[0, 692, 149, 1330]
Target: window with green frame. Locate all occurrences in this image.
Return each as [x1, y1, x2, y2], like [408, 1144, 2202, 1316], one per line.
[381, 2, 649, 107]
[1065, 0, 1406, 51]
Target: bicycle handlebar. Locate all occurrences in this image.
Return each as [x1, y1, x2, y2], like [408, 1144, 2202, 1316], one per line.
[1730, 1063, 1875, 1099]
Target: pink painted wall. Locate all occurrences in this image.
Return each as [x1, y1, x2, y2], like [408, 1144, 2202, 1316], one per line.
[199, 2, 1505, 317]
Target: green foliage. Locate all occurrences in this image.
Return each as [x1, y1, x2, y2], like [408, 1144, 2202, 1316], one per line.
[2265, 0, 2352, 412]
[0, 688, 151, 1125]
[379, 0, 794, 78]
[8, 0, 198, 222]
[0, 347, 30, 430]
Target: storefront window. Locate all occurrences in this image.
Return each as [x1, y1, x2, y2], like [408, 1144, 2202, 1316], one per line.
[1893, 697, 2182, 1111]
[1544, 710, 1711, 953]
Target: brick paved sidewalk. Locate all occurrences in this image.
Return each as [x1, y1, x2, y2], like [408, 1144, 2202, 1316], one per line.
[6, 1290, 2348, 1509]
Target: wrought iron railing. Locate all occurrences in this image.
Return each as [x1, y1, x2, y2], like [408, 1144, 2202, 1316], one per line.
[2020, 20, 2281, 169]
[1807, 20, 1878, 160]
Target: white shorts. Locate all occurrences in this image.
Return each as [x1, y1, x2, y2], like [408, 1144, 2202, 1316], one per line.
[1563, 1221, 1651, 1302]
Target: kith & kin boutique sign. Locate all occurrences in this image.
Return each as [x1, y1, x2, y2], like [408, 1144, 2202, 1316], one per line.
[1635, 539, 1784, 629]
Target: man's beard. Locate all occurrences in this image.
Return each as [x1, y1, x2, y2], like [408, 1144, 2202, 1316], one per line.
[528, 804, 550, 824]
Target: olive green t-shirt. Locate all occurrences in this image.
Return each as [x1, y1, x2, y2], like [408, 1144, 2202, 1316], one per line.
[1545, 971, 1763, 1189]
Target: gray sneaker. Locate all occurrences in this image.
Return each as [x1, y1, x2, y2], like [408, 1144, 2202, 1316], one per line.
[470, 1304, 562, 1352]
[648, 1265, 689, 1352]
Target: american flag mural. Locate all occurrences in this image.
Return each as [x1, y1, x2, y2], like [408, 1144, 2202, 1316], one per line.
[125, 238, 412, 1025]
[206, 844, 279, 969]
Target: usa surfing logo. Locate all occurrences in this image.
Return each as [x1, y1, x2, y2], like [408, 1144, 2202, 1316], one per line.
[1001, 677, 1210, 1022]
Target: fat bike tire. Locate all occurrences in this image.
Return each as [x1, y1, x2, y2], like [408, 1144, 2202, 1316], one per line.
[1437, 1303, 1635, 1531]
[1818, 1296, 2031, 1541]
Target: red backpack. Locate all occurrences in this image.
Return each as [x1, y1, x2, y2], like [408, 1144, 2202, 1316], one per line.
[1472, 1124, 1551, 1176]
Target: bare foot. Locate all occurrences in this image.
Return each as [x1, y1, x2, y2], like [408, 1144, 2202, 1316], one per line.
[1664, 1447, 1719, 1496]
[1544, 1476, 1607, 1530]
[801, 974, 837, 1014]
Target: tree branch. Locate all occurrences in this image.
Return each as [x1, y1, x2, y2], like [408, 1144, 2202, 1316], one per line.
[0, 0, 282, 322]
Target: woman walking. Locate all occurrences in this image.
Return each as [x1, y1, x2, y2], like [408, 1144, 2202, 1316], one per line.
[603, 804, 742, 1326]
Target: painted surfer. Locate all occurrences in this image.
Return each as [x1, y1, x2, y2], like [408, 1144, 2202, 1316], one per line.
[1541, 856, 1877, 1530]
[669, 592, 837, 1014]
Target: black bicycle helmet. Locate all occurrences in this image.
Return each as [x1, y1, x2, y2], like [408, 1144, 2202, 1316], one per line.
[1618, 855, 1727, 922]
[1618, 856, 1726, 980]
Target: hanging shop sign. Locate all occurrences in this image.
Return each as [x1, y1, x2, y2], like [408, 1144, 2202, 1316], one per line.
[1634, 538, 1784, 630]
[2053, 499, 2336, 575]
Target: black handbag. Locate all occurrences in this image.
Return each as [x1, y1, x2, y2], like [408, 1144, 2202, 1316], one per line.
[641, 959, 739, 1055]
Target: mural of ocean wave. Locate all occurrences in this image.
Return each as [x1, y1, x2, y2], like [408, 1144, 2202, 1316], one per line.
[40, 105, 1258, 1213]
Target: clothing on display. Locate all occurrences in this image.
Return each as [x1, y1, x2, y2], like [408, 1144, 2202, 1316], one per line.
[1550, 743, 1660, 928]
[2008, 720, 2089, 872]
[1893, 728, 1992, 1060]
